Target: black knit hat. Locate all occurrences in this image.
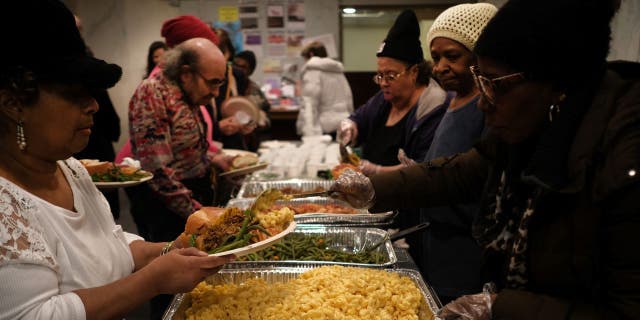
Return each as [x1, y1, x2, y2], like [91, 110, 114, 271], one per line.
[376, 10, 423, 65]
[474, 0, 615, 92]
[0, 0, 122, 89]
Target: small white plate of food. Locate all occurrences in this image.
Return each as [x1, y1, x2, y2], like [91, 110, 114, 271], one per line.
[79, 159, 153, 189]
[177, 206, 296, 257]
[219, 153, 268, 177]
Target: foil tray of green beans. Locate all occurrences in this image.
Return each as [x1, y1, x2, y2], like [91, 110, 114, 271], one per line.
[223, 225, 397, 268]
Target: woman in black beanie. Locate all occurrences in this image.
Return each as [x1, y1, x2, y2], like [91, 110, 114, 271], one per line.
[330, 0, 640, 318]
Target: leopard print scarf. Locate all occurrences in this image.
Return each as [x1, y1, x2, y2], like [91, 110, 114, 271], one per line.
[479, 170, 542, 289]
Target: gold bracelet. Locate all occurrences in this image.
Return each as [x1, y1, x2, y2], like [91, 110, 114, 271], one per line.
[161, 241, 173, 256]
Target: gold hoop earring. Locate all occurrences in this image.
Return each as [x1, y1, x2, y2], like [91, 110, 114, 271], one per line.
[17, 120, 26, 150]
[548, 104, 560, 122]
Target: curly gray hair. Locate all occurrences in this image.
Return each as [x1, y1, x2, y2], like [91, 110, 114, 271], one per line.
[162, 44, 199, 84]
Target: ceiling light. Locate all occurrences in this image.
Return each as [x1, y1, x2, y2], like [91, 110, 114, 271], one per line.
[342, 8, 356, 14]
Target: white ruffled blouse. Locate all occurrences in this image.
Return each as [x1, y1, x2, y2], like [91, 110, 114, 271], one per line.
[0, 158, 143, 320]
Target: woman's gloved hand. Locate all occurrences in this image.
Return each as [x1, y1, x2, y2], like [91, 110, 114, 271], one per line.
[397, 148, 417, 167]
[358, 159, 381, 176]
[328, 168, 375, 209]
[336, 119, 358, 146]
[438, 283, 497, 320]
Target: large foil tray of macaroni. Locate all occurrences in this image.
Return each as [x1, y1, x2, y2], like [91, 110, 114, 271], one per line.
[236, 178, 334, 198]
[226, 196, 397, 226]
[224, 225, 397, 268]
[163, 267, 442, 320]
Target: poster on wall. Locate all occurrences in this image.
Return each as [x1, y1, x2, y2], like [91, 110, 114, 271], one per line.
[287, 1, 305, 29]
[267, 30, 286, 57]
[243, 30, 263, 57]
[239, 5, 258, 29]
[287, 30, 305, 58]
[218, 6, 239, 22]
[267, 5, 285, 28]
[262, 58, 283, 73]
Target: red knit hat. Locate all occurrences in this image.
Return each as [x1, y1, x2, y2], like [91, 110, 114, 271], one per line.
[161, 15, 219, 48]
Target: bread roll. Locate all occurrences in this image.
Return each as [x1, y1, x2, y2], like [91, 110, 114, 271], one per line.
[118, 165, 140, 175]
[184, 207, 226, 234]
[231, 154, 259, 169]
[80, 160, 113, 175]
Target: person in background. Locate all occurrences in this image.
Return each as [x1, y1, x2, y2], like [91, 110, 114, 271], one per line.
[331, 0, 639, 318]
[338, 10, 448, 175]
[72, 13, 122, 220]
[118, 15, 232, 242]
[234, 50, 270, 115]
[145, 41, 168, 79]
[409, 2, 498, 304]
[211, 27, 255, 151]
[128, 37, 234, 319]
[234, 50, 271, 150]
[296, 41, 353, 138]
[338, 10, 450, 259]
[0, 1, 233, 319]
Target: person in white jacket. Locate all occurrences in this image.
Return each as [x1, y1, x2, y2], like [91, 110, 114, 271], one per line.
[297, 41, 354, 137]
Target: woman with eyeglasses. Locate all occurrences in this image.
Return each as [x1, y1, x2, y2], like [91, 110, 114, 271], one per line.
[407, 2, 497, 305]
[337, 9, 450, 176]
[330, 0, 640, 318]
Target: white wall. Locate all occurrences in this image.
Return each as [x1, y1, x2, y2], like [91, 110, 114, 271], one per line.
[70, 0, 179, 151]
[342, 20, 435, 72]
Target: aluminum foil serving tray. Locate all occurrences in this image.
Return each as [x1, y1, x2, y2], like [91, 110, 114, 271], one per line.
[163, 267, 441, 320]
[226, 196, 396, 226]
[236, 178, 334, 198]
[224, 225, 397, 268]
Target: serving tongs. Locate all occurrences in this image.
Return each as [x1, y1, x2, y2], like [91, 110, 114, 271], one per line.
[364, 222, 431, 253]
[339, 143, 361, 166]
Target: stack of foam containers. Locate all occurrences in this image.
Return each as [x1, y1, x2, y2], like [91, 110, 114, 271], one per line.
[258, 136, 344, 179]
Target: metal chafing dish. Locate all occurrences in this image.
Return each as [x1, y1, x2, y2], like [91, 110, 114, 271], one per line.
[163, 267, 442, 320]
[226, 196, 396, 226]
[224, 225, 397, 268]
[236, 178, 333, 198]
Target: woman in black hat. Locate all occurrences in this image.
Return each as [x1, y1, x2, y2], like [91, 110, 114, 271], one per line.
[337, 9, 449, 176]
[331, 0, 640, 318]
[0, 1, 233, 319]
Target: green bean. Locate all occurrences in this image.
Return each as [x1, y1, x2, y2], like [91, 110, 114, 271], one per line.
[237, 234, 387, 264]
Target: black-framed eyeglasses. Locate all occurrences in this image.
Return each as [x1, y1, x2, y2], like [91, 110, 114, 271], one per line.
[470, 65, 525, 104]
[194, 69, 226, 89]
[372, 68, 410, 85]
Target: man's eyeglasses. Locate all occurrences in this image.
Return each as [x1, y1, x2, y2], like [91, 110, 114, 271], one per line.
[194, 69, 226, 89]
[470, 65, 525, 104]
[372, 68, 409, 85]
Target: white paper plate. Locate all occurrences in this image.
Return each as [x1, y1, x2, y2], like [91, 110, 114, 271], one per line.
[219, 162, 268, 177]
[221, 96, 259, 124]
[94, 174, 153, 189]
[210, 222, 297, 257]
[223, 149, 258, 157]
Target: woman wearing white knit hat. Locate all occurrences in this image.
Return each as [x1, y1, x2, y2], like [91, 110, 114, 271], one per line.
[413, 2, 497, 306]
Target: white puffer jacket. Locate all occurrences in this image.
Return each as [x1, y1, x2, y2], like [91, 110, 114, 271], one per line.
[297, 57, 354, 136]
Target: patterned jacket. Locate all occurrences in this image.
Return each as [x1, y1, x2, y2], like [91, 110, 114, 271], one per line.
[129, 71, 210, 218]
